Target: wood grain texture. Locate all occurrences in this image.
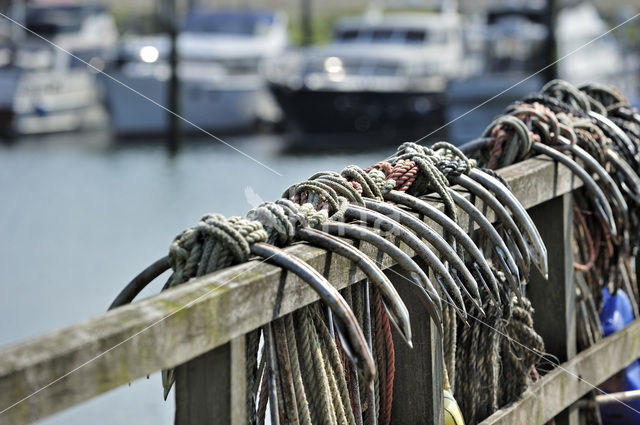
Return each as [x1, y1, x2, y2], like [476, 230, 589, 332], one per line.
[479, 319, 640, 425]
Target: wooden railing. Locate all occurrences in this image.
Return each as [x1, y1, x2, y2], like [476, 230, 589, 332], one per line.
[1, 155, 638, 425]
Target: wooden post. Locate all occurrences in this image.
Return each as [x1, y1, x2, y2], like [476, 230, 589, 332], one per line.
[527, 193, 578, 425]
[300, 0, 313, 46]
[175, 336, 247, 425]
[388, 263, 444, 424]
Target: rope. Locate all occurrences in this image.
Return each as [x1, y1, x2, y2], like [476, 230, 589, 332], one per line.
[455, 270, 545, 424]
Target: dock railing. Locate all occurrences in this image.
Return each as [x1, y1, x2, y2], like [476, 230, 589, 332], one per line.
[1, 154, 639, 425]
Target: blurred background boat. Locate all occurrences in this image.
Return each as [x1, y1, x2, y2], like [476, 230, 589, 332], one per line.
[265, 2, 467, 149]
[445, 1, 638, 144]
[103, 8, 287, 137]
[0, 0, 117, 136]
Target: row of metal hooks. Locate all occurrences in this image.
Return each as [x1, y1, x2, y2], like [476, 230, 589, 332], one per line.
[108, 79, 640, 425]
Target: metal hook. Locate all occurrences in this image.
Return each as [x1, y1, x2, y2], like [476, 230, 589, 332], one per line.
[360, 198, 484, 314]
[446, 189, 523, 300]
[384, 190, 501, 305]
[555, 139, 628, 227]
[450, 174, 531, 277]
[108, 256, 170, 310]
[250, 242, 376, 383]
[295, 227, 412, 346]
[318, 221, 444, 333]
[531, 142, 618, 239]
[344, 204, 468, 323]
[467, 169, 549, 279]
[605, 148, 640, 205]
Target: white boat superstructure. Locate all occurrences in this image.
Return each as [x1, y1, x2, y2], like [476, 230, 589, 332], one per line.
[104, 9, 288, 136]
[268, 11, 465, 94]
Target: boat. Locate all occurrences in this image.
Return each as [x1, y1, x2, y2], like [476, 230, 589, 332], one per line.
[445, 2, 632, 144]
[0, 1, 117, 136]
[103, 9, 287, 136]
[265, 8, 466, 149]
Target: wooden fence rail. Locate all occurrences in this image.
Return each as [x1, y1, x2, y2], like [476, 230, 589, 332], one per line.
[0, 155, 638, 425]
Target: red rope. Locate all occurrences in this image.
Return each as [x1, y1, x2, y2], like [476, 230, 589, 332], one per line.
[375, 288, 395, 425]
[573, 205, 597, 272]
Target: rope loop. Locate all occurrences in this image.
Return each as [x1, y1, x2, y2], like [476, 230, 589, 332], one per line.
[432, 141, 475, 177]
[341, 165, 383, 200]
[541, 79, 591, 114]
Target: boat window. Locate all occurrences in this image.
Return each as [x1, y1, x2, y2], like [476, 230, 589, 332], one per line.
[184, 12, 273, 36]
[405, 30, 426, 43]
[336, 29, 359, 41]
[26, 6, 84, 37]
[372, 29, 393, 42]
[374, 63, 398, 75]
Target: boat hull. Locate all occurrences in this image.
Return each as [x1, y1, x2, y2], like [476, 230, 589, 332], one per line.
[104, 72, 278, 137]
[270, 83, 446, 149]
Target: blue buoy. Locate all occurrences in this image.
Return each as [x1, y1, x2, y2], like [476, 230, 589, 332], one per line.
[599, 287, 640, 424]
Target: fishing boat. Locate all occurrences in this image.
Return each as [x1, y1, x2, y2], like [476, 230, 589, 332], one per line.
[265, 8, 466, 149]
[103, 9, 287, 136]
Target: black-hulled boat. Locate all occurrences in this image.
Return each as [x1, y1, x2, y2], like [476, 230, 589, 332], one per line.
[265, 11, 465, 149]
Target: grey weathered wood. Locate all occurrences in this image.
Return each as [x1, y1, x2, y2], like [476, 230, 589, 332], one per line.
[388, 264, 444, 425]
[527, 192, 577, 425]
[479, 318, 640, 425]
[230, 336, 248, 425]
[0, 156, 592, 425]
[175, 343, 231, 425]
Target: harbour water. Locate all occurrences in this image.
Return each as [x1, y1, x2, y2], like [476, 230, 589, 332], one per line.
[0, 132, 390, 424]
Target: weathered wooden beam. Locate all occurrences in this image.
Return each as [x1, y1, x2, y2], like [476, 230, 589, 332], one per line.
[389, 263, 444, 424]
[0, 156, 583, 425]
[479, 318, 640, 425]
[175, 343, 231, 425]
[527, 192, 578, 425]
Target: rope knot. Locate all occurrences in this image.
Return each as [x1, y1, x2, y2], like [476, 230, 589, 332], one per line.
[247, 202, 296, 247]
[168, 213, 267, 286]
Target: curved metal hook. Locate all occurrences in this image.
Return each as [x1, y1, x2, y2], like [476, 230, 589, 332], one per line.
[108, 256, 171, 310]
[555, 140, 628, 227]
[360, 198, 484, 313]
[531, 142, 618, 238]
[467, 169, 549, 279]
[446, 189, 523, 300]
[295, 227, 412, 346]
[384, 190, 501, 305]
[250, 242, 376, 383]
[319, 221, 444, 333]
[344, 204, 468, 322]
[589, 111, 638, 161]
[605, 148, 640, 205]
[450, 174, 531, 277]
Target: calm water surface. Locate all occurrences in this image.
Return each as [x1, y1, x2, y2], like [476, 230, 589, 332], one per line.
[0, 132, 390, 424]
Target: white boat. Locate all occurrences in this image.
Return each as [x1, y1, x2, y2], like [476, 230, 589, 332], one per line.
[265, 8, 466, 147]
[0, 1, 117, 136]
[103, 9, 287, 136]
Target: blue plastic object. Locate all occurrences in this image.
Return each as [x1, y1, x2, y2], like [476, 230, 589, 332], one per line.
[599, 287, 640, 424]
